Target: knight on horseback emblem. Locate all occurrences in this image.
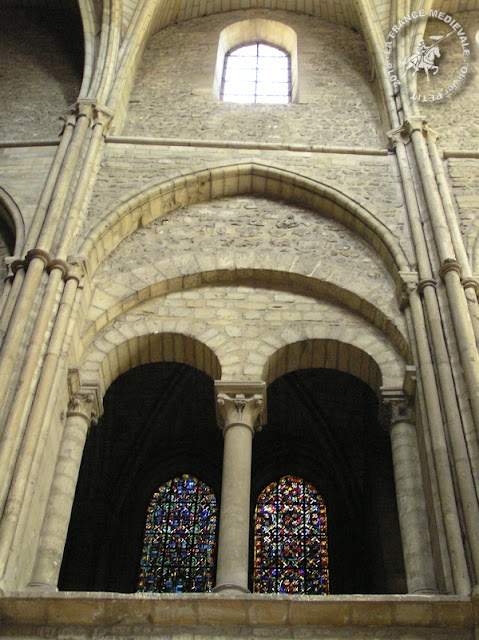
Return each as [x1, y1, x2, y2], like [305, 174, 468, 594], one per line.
[400, 31, 454, 81]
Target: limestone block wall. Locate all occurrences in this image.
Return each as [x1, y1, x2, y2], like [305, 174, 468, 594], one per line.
[83, 196, 405, 333]
[122, 10, 384, 148]
[79, 286, 406, 400]
[0, 146, 56, 244]
[447, 157, 479, 269]
[0, 11, 82, 142]
[78, 146, 412, 262]
[72, 194, 409, 399]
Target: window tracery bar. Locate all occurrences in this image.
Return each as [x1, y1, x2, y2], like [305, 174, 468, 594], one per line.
[253, 475, 329, 595]
[138, 475, 217, 593]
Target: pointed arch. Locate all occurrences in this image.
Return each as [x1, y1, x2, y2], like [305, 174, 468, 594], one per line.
[80, 163, 411, 284]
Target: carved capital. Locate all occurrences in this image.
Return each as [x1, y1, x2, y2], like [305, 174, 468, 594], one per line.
[215, 381, 266, 435]
[403, 116, 428, 136]
[386, 125, 405, 150]
[65, 257, 87, 286]
[381, 388, 415, 430]
[397, 271, 419, 309]
[94, 104, 115, 130]
[67, 391, 95, 421]
[75, 99, 114, 130]
[424, 124, 440, 143]
[67, 369, 102, 424]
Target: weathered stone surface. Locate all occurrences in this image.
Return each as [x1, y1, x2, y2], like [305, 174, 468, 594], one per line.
[121, 11, 383, 148]
[0, 10, 82, 141]
[0, 593, 474, 640]
[88, 196, 403, 331]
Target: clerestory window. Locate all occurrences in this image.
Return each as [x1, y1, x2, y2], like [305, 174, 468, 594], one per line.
[221, 43, 291, 104]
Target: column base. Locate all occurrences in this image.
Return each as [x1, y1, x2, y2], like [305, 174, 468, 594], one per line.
[213, 583, 250, 595]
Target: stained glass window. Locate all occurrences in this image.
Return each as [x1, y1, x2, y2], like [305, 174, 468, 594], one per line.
[138, 475, 217, 593]
[253, 475, 329, 595]
[221, 43, 291, 104]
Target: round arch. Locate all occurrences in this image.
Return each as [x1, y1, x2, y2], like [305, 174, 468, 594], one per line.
[80, 163, 411, 283]
[79, 294, 406, 406]
[264, 339, 383, 397]
[89, 332, 221, 400]
[213, 19, 299, 101]
[80, 269, 411, 372]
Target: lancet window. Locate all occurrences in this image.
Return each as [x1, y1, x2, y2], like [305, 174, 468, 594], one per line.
[138, 474, 217, 593]
[253, 475, 329, 595]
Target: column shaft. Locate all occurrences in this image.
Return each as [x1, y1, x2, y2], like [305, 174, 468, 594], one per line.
[215, 423, 254, 592]
[389, 410, 437, 594]
[213, 382, 265, 594]
[28, 394, 95, 589]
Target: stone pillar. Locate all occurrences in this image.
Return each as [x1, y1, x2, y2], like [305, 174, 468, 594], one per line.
[27, 387, 99, 590]
[213, 381, 266, 594]
[383, 389, 437, 594]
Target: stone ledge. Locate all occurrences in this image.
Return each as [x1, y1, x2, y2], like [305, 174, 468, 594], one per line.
[0, 593, 474, 632]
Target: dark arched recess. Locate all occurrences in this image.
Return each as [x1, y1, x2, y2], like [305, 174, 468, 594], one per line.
[252, 369, 406, 594]
[59, 363, 222, 593]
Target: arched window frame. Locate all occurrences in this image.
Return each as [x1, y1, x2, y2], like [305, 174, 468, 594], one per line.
[138, 474, 218, 593]
[253, 475, 329, 595]
[221, 42, 291, 104]
[213, 19, 298, 102]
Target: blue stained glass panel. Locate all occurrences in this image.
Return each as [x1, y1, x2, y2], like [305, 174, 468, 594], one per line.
[138, 475, 217, 593]
[253, 475, 329, 595]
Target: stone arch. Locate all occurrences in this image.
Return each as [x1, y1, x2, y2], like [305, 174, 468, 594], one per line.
[213, 19, 299, 101]
[80, 163, 411, 283]
[80, 270, 410, 377]
[264, 339, 383, 396]
[79, 280, 407, 403]
[88, 332, 221, 400]
[0, 187, 24, 257]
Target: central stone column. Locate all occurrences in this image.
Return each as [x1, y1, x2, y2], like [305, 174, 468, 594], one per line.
[213, 381, 266, 594]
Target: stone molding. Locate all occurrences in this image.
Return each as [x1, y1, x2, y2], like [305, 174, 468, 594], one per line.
[438, 259, 462, 281]
[462, 276, 479, 294]
[417, 278, 437, 295]
[0, 592, 473, 635]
